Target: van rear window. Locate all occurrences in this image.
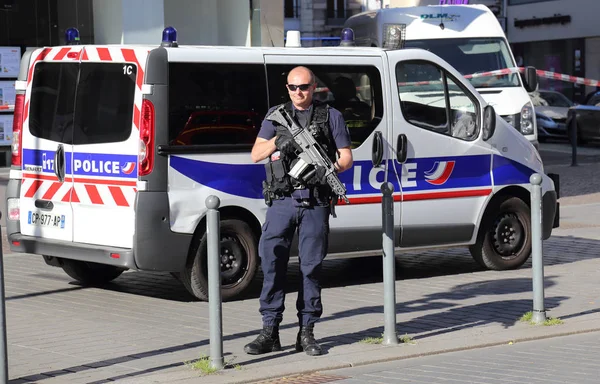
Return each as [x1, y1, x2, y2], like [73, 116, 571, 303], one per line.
[29, 62, 137, 145]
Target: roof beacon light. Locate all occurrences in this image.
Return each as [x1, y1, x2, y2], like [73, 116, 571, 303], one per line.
[339, 28, 355, 47]
[285, 30, 301, 47]
[65, 27, 80, 45]
[161, 26, 178, 47]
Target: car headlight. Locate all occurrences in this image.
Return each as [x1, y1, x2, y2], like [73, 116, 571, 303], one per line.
[520, 102, 534, 135]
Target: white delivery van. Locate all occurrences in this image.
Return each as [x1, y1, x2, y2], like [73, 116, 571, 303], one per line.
[344, 4, 540, 148]
[5, 28, 558, 301]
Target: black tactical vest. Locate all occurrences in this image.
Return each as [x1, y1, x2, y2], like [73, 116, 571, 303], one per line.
[263, 101, 337, 199]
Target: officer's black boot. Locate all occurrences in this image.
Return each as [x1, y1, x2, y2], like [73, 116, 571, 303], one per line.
[244, 326, 281, 355]
[295, 324, 323, 356]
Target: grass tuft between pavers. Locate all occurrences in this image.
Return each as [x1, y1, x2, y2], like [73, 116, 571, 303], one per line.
[185, 354, 242, 375]
[359, 333, 416, 345]
[519, 311, 564, 326]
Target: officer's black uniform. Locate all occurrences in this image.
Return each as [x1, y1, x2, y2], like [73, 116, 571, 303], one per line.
[244, 100, 351, 356]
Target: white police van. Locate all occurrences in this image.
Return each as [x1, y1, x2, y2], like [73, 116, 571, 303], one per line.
[344, 4, 540, 148]
[5, 27, 558, 301]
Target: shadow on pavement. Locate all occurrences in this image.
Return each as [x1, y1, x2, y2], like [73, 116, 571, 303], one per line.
[63, 234, 600, 303]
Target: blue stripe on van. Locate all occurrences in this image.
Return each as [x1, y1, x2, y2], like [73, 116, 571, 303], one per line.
[22, 149, 138, 178]
[171, 154, 502, 199]
[492, 155, 535, 185]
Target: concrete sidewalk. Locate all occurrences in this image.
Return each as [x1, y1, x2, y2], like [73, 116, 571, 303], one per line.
[3, 160, 600, 384]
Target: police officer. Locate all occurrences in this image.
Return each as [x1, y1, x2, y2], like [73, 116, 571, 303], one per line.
[245, 66, 353, 356]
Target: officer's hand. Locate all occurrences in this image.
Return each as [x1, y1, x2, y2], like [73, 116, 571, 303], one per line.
[275, 134, 300, 157]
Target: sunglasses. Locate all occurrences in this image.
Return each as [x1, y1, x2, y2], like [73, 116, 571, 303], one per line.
[287, 83, 313, 92]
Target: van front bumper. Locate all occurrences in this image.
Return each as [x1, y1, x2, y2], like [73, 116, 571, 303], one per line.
[8, 233, 137, 270]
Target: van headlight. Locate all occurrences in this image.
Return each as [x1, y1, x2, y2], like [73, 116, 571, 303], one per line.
[520, 102, 534, 135]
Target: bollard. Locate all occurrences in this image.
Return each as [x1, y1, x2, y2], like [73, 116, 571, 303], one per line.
[529, 174, 547, 324]
[380, 182, 398, 345]
[0, 212, 8, 383]
[205, 196, 224, 370]
[568, 109, 578, 167]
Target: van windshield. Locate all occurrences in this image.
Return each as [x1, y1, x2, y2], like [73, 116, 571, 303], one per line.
[404, 37, 520, 89]
[29, 62, 137, 145]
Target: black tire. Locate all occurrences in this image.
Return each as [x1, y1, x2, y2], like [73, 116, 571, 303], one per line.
[181, 219, 259, 301]
[469, 197, 531, 270]
[60, 259, 126, 285]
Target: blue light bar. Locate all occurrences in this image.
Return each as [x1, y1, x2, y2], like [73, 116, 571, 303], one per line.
[65, 27, 80, 45]
[339, 28, 355, 47]
[161, 26, 178, 47]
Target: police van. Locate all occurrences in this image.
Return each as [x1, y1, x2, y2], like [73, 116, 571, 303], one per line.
[5, 27, 558, 301]
[344, 4, 540, 148]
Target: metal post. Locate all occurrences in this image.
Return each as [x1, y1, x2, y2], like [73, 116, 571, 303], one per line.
[0, 212, 8, 383]
[205, 196, 224, 370]
[569, 109, 578, 167]
[529, 174, 547, 324]
[380, 182, 398, 345]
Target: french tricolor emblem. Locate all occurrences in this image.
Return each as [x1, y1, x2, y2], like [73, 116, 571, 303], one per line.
[121, 162, 136, 175]
[424, 161, 455, 185]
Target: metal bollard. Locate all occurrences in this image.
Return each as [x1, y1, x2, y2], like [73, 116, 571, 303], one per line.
[568, 109, 578, 167]
[0, 212, 8, 383]
[380, 183, 398, 345]
[205, 196, 224, 370]
[529, 174, 547, 324]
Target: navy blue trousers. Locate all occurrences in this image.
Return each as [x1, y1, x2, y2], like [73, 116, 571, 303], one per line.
[258, 197, 330, 327]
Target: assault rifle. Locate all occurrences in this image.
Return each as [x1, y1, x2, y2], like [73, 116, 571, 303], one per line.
[266, 105, 350, 207]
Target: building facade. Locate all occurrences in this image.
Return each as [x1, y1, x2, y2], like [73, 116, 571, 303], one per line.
[283, 0, 375, 46]
[506, 0, 600, 103]
[0, 0, 284, 49]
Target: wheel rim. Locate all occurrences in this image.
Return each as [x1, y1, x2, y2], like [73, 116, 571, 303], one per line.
[219, 234, 248, 287]
[491, 213, 525, 258]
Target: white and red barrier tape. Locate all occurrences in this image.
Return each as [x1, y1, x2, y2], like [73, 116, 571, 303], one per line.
[397, 67, 600, 88]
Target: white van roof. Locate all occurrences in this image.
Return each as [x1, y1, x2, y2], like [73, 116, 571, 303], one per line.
[346, 4, 505, 40]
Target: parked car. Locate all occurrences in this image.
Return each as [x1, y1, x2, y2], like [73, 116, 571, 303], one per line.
[536, 111, 566, 141]
[529, 89, 574, 141]
[570, 104, 600, 144]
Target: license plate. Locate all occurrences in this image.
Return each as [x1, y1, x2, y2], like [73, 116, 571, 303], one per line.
[28, 211, 66, 229]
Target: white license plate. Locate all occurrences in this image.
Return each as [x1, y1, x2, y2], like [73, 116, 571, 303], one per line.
[28, 211, 66, 229]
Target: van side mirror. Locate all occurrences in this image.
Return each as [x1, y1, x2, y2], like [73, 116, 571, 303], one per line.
[482, 105, 496, 141]
[522, 66, 538, 93]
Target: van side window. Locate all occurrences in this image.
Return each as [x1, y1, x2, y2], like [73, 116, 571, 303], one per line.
[396, 61, 479, 141]
[168, 63, 268, 148]
[266, 64, 384, 149]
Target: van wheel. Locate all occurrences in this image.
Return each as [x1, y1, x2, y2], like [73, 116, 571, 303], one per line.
[181, 219, 259, 301]
[469, 197, 531, 270]
[60, 259, 126, 285]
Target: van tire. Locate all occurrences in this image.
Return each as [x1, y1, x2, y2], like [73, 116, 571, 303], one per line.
[60, 259, 126, 285]
[469, 197, 531, 270]
[181, 219, 259, 301]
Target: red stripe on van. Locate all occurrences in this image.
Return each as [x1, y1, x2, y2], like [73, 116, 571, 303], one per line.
[97, 48, 112, 61]
[85, 184, 104, 204]
[53, 47, 71, 61]
[23, 173, 136, 186]
[24, 180, 43, 198]
[133, 105, 140, 130]
[81, 49, 89, 61]
[41, 182, 61, 200]
[341, 188, 492, 205]
[27, 48, 51, 85]
[108, 186, 129, 207]
[121, 49, 144, 90]
[71, 187, 80, 203]
[23, 101, 29, 122]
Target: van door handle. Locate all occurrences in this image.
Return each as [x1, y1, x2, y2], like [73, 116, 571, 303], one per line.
[371, 131, 383, 167]
[396, 134, 408, 164]
[54, 144, 65, 183]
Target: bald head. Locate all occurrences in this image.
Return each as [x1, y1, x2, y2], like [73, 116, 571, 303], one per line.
[286, 66, 317, 110]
